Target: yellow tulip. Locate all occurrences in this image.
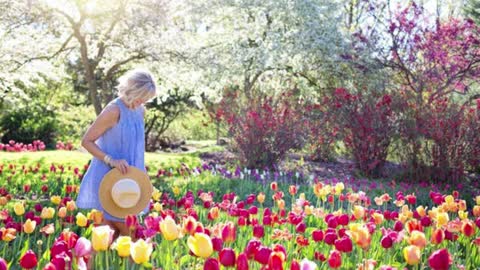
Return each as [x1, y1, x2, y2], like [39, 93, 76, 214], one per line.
[152, 188, 162, 201]
[445, 195, 454, 204]
[458, 210, 468, 220]
[187, 233, 213, 258]
[130, 239, 153, 264]
[58, 207, 67, 218]
[352, 205, 365, 220]
[304, 205, 313, 216]
[403, 245, 421, 265]
[408, 231, 427, 249]
[257, 192, 266, 204]
[88, 209, 104, 225]
[172, 186, 181, 196]
[0, 197, 7, 206]
[372, 213, 384, 225]
[153, 202, 163, 212]
[299, 193, 306, 200]
[76, 213, 88, 227]
[23, 219, 36, 234]
[160, 216, 179, 241]
[66, 201, 76, 212]
[277, 199, 285, 210]
[0, 227, 16, 242]
[13, 202, 25, 216]
[91, 225, 113, 251]
[348, 223, 371, 249]
[50, 195, 62, 205]
[41, 207, 55, 219]
[416, 206, 426, 217]
[114, 236, 132, 257]
[334, 182, 344, 195]
[473, 206, 480, 217]
[436, 212, 449, 227]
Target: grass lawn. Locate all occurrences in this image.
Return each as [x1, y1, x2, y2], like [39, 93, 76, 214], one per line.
[0, 141, 224, 169]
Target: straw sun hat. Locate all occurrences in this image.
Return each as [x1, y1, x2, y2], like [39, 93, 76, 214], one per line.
[99, 166, 153, 219]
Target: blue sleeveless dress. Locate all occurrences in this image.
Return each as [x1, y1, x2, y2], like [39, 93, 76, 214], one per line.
[76, 97, 148, 222]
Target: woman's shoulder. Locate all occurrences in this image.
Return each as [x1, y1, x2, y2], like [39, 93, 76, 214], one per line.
[98, 102, 121, 124]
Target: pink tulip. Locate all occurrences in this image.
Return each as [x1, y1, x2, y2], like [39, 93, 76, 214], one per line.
[236, 253, 249, 270]
[300, 258, 317, 270]
[219, 248, 236, 267]
[74, 237, 92, 257]
[0, 258, 7, 270]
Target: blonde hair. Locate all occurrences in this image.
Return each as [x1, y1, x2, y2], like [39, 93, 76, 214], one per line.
[117, 69, 157, 105]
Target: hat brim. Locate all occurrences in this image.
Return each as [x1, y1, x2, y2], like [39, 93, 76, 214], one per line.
[99, 166, 153, 219]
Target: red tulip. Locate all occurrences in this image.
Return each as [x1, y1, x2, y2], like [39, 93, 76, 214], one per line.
[328, 250, 342, 269]
[212, 237, 223, 252]
[42, 262, 56, 270]
[51, 240, 69, 259]
[249, 206, 258, 215]
[428, 249, 452, 270]
[338, 214, 349, 226]
[289, 185, 297, 195]
[51, 252, 69, 270]
[268, 251, 285, 270]
[431, 228, 445, 245]
[290, 260, 300, 270]
[245, 239, 261, 259]
[219, 248, 236, 267]
[125, 215, 138, 230]
[19, 250, 38, 269]
[271, 182, 278, 191]
[420, 216, 432, 227]
[462, 221, 475, 237]
[312, 230, 324, 242]
[0, 258, 7, 270]
[381, 235, 393, 249]
[204, 258, 220, 270]
[221, 222, 236, 243]
[324, 232, 337, 245]
[393, 220, 403, 231]
[254, 246, 272, 265]
[237, 253, 249, 270]
[253, 225, 265, 238]
[334, 236, 352, 253]
[296, 222, 306, 233]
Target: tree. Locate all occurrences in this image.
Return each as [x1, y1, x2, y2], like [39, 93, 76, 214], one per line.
[465, 0, 480, 24]
[8, 0, 173, 115]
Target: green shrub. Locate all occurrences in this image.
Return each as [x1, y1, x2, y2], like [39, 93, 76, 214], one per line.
[0, 104, 57, 148]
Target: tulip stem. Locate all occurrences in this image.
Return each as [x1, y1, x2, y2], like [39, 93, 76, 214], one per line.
[106, 251, 110, 269]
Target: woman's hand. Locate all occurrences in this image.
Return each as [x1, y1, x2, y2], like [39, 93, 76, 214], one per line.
[110, 159, 129, 174]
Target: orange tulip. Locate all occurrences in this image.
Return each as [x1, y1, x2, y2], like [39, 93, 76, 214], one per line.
[403, 245, 421, 265]
[408, 231, 427, 249]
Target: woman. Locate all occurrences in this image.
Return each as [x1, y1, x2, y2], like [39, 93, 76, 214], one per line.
[76, 69, 157, 239]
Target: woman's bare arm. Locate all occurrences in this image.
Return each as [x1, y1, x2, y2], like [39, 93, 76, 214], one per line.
[81, 104, 129, 174]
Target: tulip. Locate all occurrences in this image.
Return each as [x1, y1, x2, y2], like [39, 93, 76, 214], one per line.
[0, 258, 7, 270]
[372, 213, 384, 225]
[408, 231, 427, 249]
[160, 215, 179, 241]
[154, 202, 163, 212]
[428, 248, 452, 270]
[221, 222, 236, 243]
[289, 185, 297, 195]
[403, 245, 421, 265]
[257, 192, 266, 204]
[254, 246, 272, 265]
[13, 202, 25, 216]
[290, 260, 300, 270]
[130, 239, 153, 264]
[245, 239, 261, 259]
[19, 250, 37, 269]
[237, 253, 249, 270]
[211, 237, 223, 252]
[348, 223, 371, 249]
[183, 216, 197, 236]
[204, 258, 220, 270]
[41, 207, 55, 219]
[334, 236, 353, 253]
[328, 250, 341, 269]
[88, 209, 103, 224]
[380, 235, 393, 249]
[219, 248, 236, 267]
[66, 201, 76, 212]
[462, 220, 475, 237]
[431, 228, 445, 245]
[0, 228, 16, 242]
[74, 237, 92, 257]
[253, 225, 264, 238]
[268, 251, 285, 270]
[75, 213, 88, 227]
[296, 222, 306, 233]
[43, 262, 56, 270]
[114, 236, 132, 257]
[59, 230, 79, 249]
[187, 233, 213, 258]
[23, 219, 36, 234]
[312, 230, 324, 242]
[208, 207, 219, 220]
[352, 205, 365, 220]
[50, 196, 61, 205]
[436, 212, 449, 227]
[51, 252, 69, 270]
[91, 225, 114, 251]
[50, 240, 69, 259]
[58, 207, 67, 218]
[271, 182, 278, 191]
